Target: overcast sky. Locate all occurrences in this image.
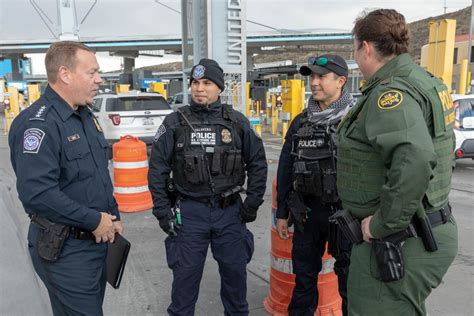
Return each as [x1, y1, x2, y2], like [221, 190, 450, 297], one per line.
[0, 0, 471, 73]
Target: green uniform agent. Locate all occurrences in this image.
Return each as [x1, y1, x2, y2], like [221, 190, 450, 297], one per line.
[336, 53, 458, 315]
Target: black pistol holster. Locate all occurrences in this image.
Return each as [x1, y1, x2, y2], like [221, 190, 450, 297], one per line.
[31, 215, 70, 262]
[220, 186, 242, 209]
[286, 191, 309, 233]
[373, 224, 417, 283]
[413, 213, 439, 252]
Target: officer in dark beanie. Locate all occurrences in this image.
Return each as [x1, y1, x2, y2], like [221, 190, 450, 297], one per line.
[148, 58, 268, 315]
[189, 58, 226, 91]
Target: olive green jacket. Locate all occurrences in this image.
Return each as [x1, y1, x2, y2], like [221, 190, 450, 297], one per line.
[337, 54, 454, 238]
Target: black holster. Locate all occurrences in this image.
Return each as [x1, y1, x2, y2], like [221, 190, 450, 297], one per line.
[31, 215, 69, 262]
[413, 214, 438, 252]
[286, 191, 308, 233]
[373, 224, 417, 282]
[373, 240, 404, 282]
[220, 186, 242, 209]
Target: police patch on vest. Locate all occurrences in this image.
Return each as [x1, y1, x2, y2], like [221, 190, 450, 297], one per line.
[377, 90, 403, 110]
[298, 138, 325, 148]
[23, 128, 45, 154]
[154, 124, 166, 142]
[192, 65, 206, 80]
[190, 127, 216, 145]
[221, 128, 232, 144]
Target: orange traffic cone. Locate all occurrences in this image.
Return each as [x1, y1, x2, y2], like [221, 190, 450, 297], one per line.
[113, 135, 153, 212]
[263, 178, 342, 316]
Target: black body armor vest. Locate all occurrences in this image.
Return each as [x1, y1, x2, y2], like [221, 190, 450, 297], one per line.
[172, 105, 245, 197]
[291, 112, 339, 204]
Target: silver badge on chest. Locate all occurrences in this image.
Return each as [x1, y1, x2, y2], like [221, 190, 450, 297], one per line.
[221, 128, 232, 144]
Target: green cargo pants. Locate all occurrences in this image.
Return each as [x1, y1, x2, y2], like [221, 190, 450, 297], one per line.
[348, 217, 458, 316]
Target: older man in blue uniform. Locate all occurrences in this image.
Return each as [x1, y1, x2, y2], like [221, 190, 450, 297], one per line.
[8, 41, 121, 316]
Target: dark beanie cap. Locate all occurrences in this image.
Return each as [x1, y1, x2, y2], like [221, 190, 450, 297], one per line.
[190, 58, 225, 91]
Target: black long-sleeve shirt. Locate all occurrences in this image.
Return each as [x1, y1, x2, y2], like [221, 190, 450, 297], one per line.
[148, 99, 267, 219]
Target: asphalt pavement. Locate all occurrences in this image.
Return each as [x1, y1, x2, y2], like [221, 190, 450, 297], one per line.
[0, 116, 472, 315]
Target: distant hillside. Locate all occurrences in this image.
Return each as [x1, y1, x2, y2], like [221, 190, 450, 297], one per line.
[139, 61, 182, 72]
[138, 6, 471, 71]
[408, 6, 471, 62]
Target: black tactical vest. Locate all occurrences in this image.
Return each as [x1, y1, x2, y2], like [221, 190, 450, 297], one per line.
[172, 105, 245, 197]
[291, 111, 339, 204]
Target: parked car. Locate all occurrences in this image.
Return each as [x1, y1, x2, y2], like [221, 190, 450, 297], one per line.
[168, 92, 191, 111]
[452, 94, 474, 159]
[91, 92, 172, 157]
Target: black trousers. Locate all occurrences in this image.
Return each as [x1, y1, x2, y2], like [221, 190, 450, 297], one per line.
[165, 199, 254, 316]
[288, 205, 351, 316]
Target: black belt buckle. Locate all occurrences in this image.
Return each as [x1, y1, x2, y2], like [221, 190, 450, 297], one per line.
[70, 227, 94, 240]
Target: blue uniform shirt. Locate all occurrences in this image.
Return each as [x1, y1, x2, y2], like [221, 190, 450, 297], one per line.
[9, 85, 119, 231]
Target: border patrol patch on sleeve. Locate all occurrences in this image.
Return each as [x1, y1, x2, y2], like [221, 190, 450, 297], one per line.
[154, 124, 166, 142]
[377, 90, 403, 110]
[23, 128, 45, 154]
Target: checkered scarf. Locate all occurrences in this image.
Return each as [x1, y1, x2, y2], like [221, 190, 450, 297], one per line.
[306, 88, 356, 125]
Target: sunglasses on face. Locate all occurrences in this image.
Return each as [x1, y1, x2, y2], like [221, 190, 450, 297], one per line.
[308, 56, 346, 70]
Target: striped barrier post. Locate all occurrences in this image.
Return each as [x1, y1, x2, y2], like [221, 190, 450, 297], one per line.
[113, 135, 153, 212]
[263, 177, 342, 315]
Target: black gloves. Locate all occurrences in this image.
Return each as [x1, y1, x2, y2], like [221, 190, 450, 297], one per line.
[240, 203, 258, 223]
[158, 210, 179, 236]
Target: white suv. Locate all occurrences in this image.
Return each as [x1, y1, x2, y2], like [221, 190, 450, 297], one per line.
[91, 91, 172, 153]
[452, 94, 474, 160]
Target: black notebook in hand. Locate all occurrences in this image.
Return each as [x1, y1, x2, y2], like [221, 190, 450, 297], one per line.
[106, 233, 131, 289]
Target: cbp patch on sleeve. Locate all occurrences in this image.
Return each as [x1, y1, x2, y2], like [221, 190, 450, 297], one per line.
[154, 124, 166, 142]
[377, 90, 403, 110]
[23, 128, 45, 154]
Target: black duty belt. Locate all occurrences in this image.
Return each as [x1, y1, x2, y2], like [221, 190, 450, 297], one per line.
[69, 227, 95, 240]
[184, 191, 241, 208]
[30, 215, 95, 241]
[426, 205, 452, 228]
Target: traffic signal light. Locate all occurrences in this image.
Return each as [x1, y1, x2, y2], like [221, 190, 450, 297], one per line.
[276, 94, 282, 107]
[4, 96, 10, 111]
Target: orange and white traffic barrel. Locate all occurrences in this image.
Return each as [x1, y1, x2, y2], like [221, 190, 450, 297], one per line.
[113, 135, 153, 212]
[316, 250, 342, 316]
[263, 177, 342, 316]
[263, 178, 295, 315]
